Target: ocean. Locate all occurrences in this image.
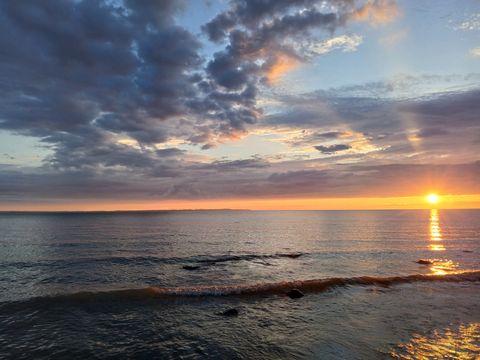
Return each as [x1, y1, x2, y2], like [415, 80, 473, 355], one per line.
[0, 210, 479, 359]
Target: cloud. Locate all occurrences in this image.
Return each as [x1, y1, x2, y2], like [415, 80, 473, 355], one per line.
[314, 144, 352, 153]
[0, 0, 400, 156]
[306, 34, 363, 56]
[2, 161, 479, 203]
[264, 75, 480, 165]
[203, 0, 398, 105]
[284, 130, 353, 148]
[0, 0, 401, 178]
[197, 158, 270, 171]
[470, 47, 480, 58]
[350, 0, 399, 26]
[267, 76, 480, 132]
[265, 54, 301, 84]
[417, 128, 449, 138]
[156, 148, 186, 157]
[453, 13, 480, 31]
[0, 0, 267, 170]
[316, 131, 350, 139]
[0, 1, 200, 163]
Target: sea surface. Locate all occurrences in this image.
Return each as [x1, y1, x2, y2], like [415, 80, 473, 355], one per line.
[0, 209, 479, 359]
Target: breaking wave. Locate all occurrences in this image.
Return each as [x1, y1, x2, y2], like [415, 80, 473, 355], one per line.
[3, 270, 480, 309]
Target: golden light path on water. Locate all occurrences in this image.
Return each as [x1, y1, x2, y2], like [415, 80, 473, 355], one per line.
[427, 209, 459, 275]
[390, 323, 480, 359]
[392, 210, 479, 358]
[429, 209, 445, 251]
[398, 209, 479, 359]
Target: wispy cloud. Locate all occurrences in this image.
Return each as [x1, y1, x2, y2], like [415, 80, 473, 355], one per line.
[307, 34, 363, 56]
[452, 13, 480, 31]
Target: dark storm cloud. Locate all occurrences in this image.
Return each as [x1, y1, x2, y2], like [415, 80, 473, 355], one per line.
[202, 0, 398, 135]
[203, 0, 392, 42]
[0, 0, 198, 165]
[0, 0, 270, 171]
[314, 144, 351, 153]
[0, 0, 398, 173]
[203, 0, 356, 90]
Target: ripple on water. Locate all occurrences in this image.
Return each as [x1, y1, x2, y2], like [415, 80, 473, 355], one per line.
[390, 323, 480, 359]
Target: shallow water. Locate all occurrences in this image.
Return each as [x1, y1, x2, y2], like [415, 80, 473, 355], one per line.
[0, 210, 479, 359]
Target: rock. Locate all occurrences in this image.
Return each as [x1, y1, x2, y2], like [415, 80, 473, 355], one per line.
[221, 308, 239, 317]
[462, 250, 473, 253]
[284, 253, 302, 258]
[286, 289, 304, 299]
[416, 259, 434, 265]
[183, 265, 200, 270]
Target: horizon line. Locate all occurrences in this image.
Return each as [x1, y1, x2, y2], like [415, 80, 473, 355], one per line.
[1, 207, 479, 214]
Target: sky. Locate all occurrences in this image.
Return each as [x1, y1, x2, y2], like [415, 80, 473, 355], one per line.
[0, 0, 479, 210]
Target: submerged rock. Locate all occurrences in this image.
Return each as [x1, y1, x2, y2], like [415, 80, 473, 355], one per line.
[416, 259, 434, 265]
[221, 308, 239, 317]
[283, 253, 302, 259]
[183, 265, 200, 270]
[286, 289, 304, 299]
[462, 250, 473, 253]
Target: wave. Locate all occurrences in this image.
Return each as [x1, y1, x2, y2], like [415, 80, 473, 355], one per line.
[194, 252, 303, 265]
[3, 270, 480, 309]
[147, 270, 480, 296]
[0, 252, 304, 270]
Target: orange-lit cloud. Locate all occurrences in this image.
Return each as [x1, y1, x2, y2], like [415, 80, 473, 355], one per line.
[351, 0, 400, 26]
[265, 54, 300, 84]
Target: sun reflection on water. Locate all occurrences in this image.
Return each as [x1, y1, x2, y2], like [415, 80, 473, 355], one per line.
[424, 209, 461, 275]
[429, 209, 445, 251]
[430, 209, 442, 241]
[390, 323, 480, 359]
[430, 259, 459, 276]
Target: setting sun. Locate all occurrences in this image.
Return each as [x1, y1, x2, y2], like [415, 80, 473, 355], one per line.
[426, 193, 440, 204]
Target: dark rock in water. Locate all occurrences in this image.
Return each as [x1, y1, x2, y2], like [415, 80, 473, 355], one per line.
[183, 265, 200, 270]
[286, 289, 304, 299]
[462, 250, 473, 253]
[416, 259, 433, 265]
[283, 253, 302, 258]
[221, 308, 239, 317]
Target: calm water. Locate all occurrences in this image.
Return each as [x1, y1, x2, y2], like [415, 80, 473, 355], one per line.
[0, 210, 479, 359]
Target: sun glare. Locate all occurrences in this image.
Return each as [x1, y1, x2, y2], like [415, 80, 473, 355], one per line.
[426, 193, 440, 205]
